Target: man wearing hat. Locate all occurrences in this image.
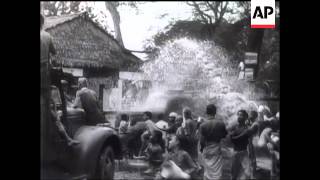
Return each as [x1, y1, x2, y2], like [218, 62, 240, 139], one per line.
[166, 112, 179, 133]
[164, 112, 180, 152]
[155, 113, 169, 152]
[155, 113, 169, 131]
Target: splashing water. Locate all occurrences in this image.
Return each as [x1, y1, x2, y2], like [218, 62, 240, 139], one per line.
[140, 37, 263, 122]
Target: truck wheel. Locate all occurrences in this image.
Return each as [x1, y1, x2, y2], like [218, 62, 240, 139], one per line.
[96, 146, 115, 180]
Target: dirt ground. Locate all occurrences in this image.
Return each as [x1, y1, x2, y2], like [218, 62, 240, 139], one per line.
[114, 143, 273, 180]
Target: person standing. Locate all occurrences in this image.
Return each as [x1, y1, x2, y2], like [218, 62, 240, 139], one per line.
[119, 114, 129, 134]
[72, 77, 107, 125]
[268, 112, 280, 180]
[176, 107, 199, 163]
[41, 13, 56, 140]
[41, 14, 79, 165]
[167, 112, 181, 134]
[238, 61, 245, 80]
[118, 114, 130, 157]
[165, 112, 180, 152]
[257, 111, 280, 180]
[199, 104, 228, 180]
[167, 112, 178, 128]
[155, 113, 169, 151]
[246, 110, 259, 178]
[230, 110, 257, 180]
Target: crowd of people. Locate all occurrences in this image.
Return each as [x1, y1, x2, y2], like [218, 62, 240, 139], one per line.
[41, 13, 279, 180]
[116, 104, 280, 180]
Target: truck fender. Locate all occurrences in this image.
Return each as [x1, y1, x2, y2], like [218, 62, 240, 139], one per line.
[70, 126, 121, 176]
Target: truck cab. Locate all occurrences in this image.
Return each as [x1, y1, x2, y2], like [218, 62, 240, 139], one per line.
[41, 68, 122, 180]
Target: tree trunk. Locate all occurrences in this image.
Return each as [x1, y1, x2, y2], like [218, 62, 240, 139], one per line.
[247, 28, 264, 78]
[105, 2, 125, 48]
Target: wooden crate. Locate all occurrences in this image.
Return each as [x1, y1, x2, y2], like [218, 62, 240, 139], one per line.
[244, 52, 258, 65]
[245, 68, 254, 80]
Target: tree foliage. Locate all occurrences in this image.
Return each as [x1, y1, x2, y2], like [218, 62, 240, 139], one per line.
[41, 2, 104, 28]
[41, 1, 82, 16]
[186, 1, 235, 25]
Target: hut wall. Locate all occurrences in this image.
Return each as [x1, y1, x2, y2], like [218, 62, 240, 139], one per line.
[84, 68, 119, 94]
[87, 77, 115, 95]
[45, 14, 142, 107]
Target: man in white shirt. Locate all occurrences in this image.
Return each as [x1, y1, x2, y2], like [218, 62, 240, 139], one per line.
[238, 61, 245, 80]
[155, 113, 169, 130]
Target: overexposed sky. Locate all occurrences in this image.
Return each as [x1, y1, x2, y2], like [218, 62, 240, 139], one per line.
[88, 2, 194, 60]
[86, 1, 240, 60]
[119, 2, 194, 58]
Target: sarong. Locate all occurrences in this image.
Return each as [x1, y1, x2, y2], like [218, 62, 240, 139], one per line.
[231, 150, 251, 180]
[201, 143, 224, 180]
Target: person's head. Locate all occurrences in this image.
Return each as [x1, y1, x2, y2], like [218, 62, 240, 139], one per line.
[206, 104, 217, 117]
[168, 112, 177, 123]
[143, 111, 152, 120]
[175, 115, 183, 126]
[172, 134, 189, 150]
[237, 110, 249, 124]
[40, 14, 44, 30]
[182, 107, 192, 119]
[121, 114, 129, 121]
[249, 110, 258, 122]
[78, 77, 88, 89]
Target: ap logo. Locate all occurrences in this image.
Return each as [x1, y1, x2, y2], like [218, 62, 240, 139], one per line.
[251, 0, 275, 28]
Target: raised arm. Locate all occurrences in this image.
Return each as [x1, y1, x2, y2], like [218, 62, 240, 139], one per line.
[231, 123, 259, 140]
[72, 90, 82, 108]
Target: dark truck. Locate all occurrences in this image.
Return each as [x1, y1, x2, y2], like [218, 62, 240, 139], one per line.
[114, 90, 198, 156]
[41, 68, 121, 180]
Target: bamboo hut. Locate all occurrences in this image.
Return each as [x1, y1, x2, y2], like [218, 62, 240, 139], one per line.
[43, 12, 142, 101]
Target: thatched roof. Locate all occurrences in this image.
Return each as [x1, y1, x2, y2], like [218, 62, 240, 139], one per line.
[43, 12, 142, 69]
[43, 12, 83, 30]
